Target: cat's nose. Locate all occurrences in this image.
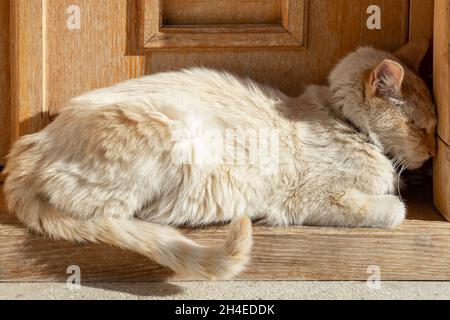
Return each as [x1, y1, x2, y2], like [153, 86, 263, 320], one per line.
[428, 147, 437, 158]
[426, 137, 437, 158]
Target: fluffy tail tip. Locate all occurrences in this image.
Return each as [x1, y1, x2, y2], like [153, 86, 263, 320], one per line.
[180, 216, 253, 281]
[213, 215, 253, 280]
[226, 216, 253, 255]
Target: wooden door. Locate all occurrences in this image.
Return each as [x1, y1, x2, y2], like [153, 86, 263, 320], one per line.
[10, 0, 434, 139]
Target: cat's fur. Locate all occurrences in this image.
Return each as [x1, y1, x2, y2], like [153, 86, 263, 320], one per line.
[4, 41, 436, 279]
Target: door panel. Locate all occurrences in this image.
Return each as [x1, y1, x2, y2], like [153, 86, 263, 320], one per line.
[142, 0, 306, 49]
[163, 0, 283, 25]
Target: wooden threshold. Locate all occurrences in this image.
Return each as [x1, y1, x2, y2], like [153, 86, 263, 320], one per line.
[0, 183, 449, 282]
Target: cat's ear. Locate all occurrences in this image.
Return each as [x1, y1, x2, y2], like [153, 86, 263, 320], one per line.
[394, 39, 429, 72]
[368, 59, 404, 98]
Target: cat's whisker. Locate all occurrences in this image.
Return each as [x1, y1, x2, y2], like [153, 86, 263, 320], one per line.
[397, 164, 407, 201]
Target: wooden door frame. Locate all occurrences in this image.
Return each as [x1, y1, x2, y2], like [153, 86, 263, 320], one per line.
[10, 0, 49, 145]
[433, 0, 450, 221]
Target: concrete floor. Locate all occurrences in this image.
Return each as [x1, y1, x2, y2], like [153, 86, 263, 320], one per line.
[1, 281, 449, 300]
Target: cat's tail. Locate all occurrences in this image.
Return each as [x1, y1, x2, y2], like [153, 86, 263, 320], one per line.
[7, 194, 253, 280]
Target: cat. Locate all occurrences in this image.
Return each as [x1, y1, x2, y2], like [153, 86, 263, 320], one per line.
[3, 40, 436, 280]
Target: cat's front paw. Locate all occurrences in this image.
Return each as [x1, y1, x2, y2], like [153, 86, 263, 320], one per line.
[379, 195, 406, 228]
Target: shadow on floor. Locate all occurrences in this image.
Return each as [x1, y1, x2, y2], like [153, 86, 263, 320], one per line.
[81, 281, 184, 297]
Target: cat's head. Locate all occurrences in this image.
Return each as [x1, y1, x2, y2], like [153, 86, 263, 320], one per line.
[329, 40, 437, 170]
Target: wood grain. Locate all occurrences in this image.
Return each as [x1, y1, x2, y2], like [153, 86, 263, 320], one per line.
[10, 0, 49, 141]
[8, 0, 147, 138]
[45, 0, 146, 119]
[433, 0, 450, 221]
[144, 27, 305, 49]
[409, 0, 434, 84]
[0, 1, 11, 165]
[162, 0, 283, 25]
[143, 0, 161, 46]
[434, 0, 450, 144]
[434, 138, 450, 221]
[284, 0, 307, 45]
[409, 0, 435, 42]
[0, 183, 449, 282]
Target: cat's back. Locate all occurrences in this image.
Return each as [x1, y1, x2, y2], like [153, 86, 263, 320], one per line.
[29, 67, 291, 177]
[69, 68, 287, 118]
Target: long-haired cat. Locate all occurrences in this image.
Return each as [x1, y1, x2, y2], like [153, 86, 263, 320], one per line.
[4, 40, 436, 279]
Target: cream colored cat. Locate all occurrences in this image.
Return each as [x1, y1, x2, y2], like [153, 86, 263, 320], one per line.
[4, 41, 436, 280]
